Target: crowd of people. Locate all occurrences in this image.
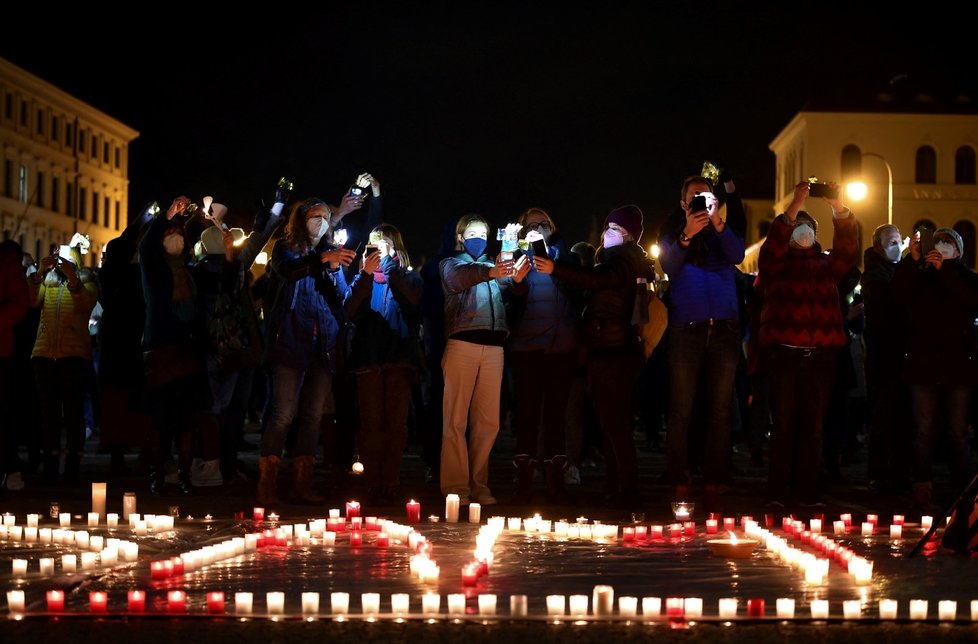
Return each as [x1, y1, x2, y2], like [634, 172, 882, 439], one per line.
[0, 168, 975, 514]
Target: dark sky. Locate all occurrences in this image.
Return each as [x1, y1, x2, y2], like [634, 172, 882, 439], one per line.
[3, 4, 974, 257]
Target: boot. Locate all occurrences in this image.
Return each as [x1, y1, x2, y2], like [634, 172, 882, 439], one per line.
[176, 469, 194, 495]
[291, 455, 325, 505]
[510, 454, 535, 504]
[544, 455, 570, 504]
[257, 455, 281, 506]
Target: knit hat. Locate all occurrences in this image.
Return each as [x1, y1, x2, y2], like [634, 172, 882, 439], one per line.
[935, 227, 964, 257]
[605, 205, 644, 242]
[794, 210, 817, 234]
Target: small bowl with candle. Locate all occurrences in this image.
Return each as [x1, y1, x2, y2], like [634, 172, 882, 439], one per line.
[707, 531, 758, 559]
[671, 502, 694, 522]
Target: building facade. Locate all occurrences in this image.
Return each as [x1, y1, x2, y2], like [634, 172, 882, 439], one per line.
[0, 58, 138, 266]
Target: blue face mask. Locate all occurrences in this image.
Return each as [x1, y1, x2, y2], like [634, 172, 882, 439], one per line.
[463, 238, 487, 258]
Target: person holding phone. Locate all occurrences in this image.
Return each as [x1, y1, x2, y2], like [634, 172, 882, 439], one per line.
[892, 226, 978, 509]
[343, 224, 422, 502]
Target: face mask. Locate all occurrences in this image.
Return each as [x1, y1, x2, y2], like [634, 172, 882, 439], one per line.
[884, 244, 902, 262]
[163, 235, 185, 255]
[463, 238, 487, 258]
[936, 241, 957, 260]
[791, 224, 815, 249]
[307, 218, 327, 240]
[603, 228, 625, 249]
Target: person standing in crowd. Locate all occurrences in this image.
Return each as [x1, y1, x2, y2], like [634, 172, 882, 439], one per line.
[892, 227, 978, 509]
[440, 214, 529, 505]
[30, 239, 99, 485]
[258, 197, 356, 506]
[861, 224, 912, 494]
[507, 207, 579, 503]
[0, 240, 30, 491]
[757, 181, 857, 507]
[533, 205, 654, 508]
[344, 224, 422, 503]
[658, 176, 745, 511]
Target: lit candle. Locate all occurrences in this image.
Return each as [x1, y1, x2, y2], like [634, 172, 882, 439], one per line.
[634, 525, 648, 541]
[892, 514, 905, 526]
[546, 595, 566, 618]
[39, 557, 55, 576]
[151, 561, 170, 579]
[910, 599, 928, 620]
[867, 513, 878, 526]
[810, 599, 830, 619]
[462, 564, 479, 586]
[266, 591, 285, 616]
[39, 528, 52, 544]
[622, 526, 635, 542]
[91, 535, 104, 552]
[390, 593, 409, 616]
[2, 512, 13, 526]
[6, 590, 25, 615]
[833, 520, 846, 535]
[349, 530, 363, 547]
[642, 597, 661, 618]
[616, 596, 637, 619]
[59, 512, 71, 527]
[323, 531, 336, 547]
[843, 600, 861, 619]
[448, 593, 466, 616]
[705, 519, 718, 534]
[235, 592, 253, 616]
[673, 503, 691, 521]
[718, 598, 738, 619]
[469, 503, 481, 524]
[47, 589, 65, 612]
[360, 592, 380, 617]
[167, 590, 186, 614]
[507, 516, 521, 531]
[665, 597, 684, 618]
[890, 524, 902, 539]
[478, 594, 497, 616]
[776, 598, 795, 619]
[445, 494, 460, 523]
[88, 512, 100, 527]
[921, 516, 933, 531]
[134, 520, 148, 536]
[376, 532, 389, 548]
[331, 592, 350, 615]
[122, 542, 139, 561]
[569, 594, 588, 617]
[939, 600, 957, 621]
[12, 558, 27, 576]
[92, 482, 107, 520]
[106, 513, 119, 529]
[62, 554, 77, 572]
[971, 599, 978, 621]
[406, 500, 421, 524]
[206, 591, 225, 615]
[840, 512, 852, 526]
[861, 521, 874, 536]
[27, 513, 39, 527]
[80, 552, 97, 570]
[90, 591, 108, 613]
[649, 525, 663, 540]
[122, 492, 137, 521]
[879, 598, 898, 619]
[253, 507, 265, 521]
[100, 547, 118, 567]
[422, 592, 440, 616]
[723, 517, 736, 531]
[810, 518, 822, 533]
[747, 598, 765, 618]
[345, 501, 360, 519]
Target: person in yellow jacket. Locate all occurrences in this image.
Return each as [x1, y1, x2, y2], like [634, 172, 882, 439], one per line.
[28, 242, 99, 484]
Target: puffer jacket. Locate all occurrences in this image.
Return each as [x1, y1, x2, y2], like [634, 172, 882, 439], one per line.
[507, 238, 579, 353]
[29, 269, 99, 360]
[550, 242, 654, 351]
[440, 251, 510, 339]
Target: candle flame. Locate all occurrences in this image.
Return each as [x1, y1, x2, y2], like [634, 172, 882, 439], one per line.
[728, 531, 738, 545]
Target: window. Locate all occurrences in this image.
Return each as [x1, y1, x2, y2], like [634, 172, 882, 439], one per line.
[67, 181, 74, 215]
[115, 147, 121, 168]
[36, 109, 44, 135]
[841, 145, 862, 181]
[955, 146, 976, 184]
[78, 129, 85, 153]
[92, 191, 99, 223]
[36, 171, 44, 208]
[915, 145, 937, 183]
[18, 164, 27, 203]
[2, 160, 10, 197]
[51, 116, 60, 141]
[65, 122, 73, 147]
[3, 93, 11, 119]
[52, 176, 60, 212]
[79, 187, 87, 219]
[115, 200, 121, 231]
[912, 218, 937, 233]
[954, 220, 976, 268]
[19, 100, 27, 126]
[103, 196, 110, 227]
[91, 134, 97, 158]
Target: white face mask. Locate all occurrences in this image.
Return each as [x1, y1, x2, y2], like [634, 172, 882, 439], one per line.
[791, 224, 815, 249]
[936, 241, 957, 260]
[307, 218, 327, 241]
[163, 235, 185, 256]
[884, 244, 902, 262]
[603, 228, 625, 249]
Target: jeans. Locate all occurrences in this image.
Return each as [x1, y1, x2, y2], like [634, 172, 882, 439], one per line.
[356, 365, 416, 487]
[910, 383, 973, 486]
[588, 348, 645, 494]
[32, 357, 90, 458]
[261, 362, 332, 459]
[510, 350, 576, 458]
[767, 345, 837, 501]
[665, 320, 741, 486]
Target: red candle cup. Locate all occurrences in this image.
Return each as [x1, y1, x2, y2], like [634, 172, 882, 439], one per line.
[90, 591, 108, 613]
[47, 589, 65, 612]
[462, 564, 479, 586]
[747, 598, 765, 618]
[705, 519, 719, 534]
[167, 590, 186, 614]
[764, 513, 775, 528]
[406, 500, 421, 524]
[151, 560, 170, 579]
[128, 590, 146, 613]
[349, 530, 363, 547]
[622, 526, 635, 542]
[253, 507, 265, 521]
[376, 532, 389, 547]
[169, 556, 184, 575]
[683, 521, 696, 536]
[649, 525, 664, 540]
[275, 529, 287, 547]
[345, 501, 361, 519]
[365, 516, 379, 531]
[207, 591, 225, 614]
[724, 517, 736, 531]
[635, 525, 648, 541]
[665, 597, 684, 617]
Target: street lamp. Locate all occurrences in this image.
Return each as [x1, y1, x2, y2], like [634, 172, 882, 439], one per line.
[845, 152, 893, 226]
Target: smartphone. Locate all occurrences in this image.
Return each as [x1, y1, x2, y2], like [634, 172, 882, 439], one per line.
[689, 194, 707, 212]
[808, 183, 839, 199]
[349, 185, 365, 197]
[365, 243, 379, 255]
[531, 238, 548, 257]
[918, 228, 935, 257]
[57, 245, 74, 263]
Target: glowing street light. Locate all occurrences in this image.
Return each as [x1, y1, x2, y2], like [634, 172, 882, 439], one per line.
[845, 152, 893, 226]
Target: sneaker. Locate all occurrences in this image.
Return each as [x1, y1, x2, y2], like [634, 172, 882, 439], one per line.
[4, 471, 24, 491]
[564, 465, 581, 486]
[190, 459, 224, 487]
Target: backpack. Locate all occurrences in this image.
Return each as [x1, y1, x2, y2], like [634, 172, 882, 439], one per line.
[631, 277, 668, 359]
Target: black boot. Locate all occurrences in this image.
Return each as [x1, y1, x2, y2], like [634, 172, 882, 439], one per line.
[510, 454, 536, 504]
[544, 455, 571, 504]
[177, 469, 194, 495]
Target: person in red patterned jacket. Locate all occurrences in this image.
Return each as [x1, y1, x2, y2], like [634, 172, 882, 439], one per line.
[757, 181, 858, 507]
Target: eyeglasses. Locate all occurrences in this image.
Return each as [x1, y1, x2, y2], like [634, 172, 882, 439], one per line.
[525, 222, 551, 231]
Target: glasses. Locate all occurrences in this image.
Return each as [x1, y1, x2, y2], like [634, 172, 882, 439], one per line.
[525, 222, 551, 231]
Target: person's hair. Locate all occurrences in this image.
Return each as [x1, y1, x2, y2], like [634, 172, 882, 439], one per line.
[872, 224, 900, 252]
[371, 223, 411, 269]
[284, 198, 330, 252]
[680, 175, 715, 201]
[516, 207, 557, 238]
[570, 241, 596, 268]
[454, 213, 488, 250]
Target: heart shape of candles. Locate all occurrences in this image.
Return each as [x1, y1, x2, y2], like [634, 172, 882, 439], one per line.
[707, 531, 759, 559]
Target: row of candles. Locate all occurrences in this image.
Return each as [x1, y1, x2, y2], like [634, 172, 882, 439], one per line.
[1, 513, 173, 535]
[6, 589, 977, 621]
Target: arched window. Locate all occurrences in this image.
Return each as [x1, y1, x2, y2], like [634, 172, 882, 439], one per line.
[955, 146, 976, 184]
[912, 219, 937, 233]
[915, 146, 937, 184]
[954, 220, 976, 268]
[841, 145, 862, 181]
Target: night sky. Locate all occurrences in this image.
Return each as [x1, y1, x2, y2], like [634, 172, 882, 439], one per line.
[3, 4, 974, 257]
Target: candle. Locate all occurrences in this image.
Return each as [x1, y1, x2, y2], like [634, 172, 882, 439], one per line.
[910, 599, 928, 620]
[123, 542, 139, 561]
[939, 600, 957, 621]
[833, 520, 846, 535]
[569, 594, 589, 617]
[46, 589, 65, 612]
[615, 596, 637, 619]
[921, 515, 933, 531]
[39, 557, 54, 576]
[350, 517, 362, 530]
[90, 591, 108, 613]
[776, 598, 795, 619]
[106, 513, 119, 529]
[60, 512, 71, 527]
[642, 597, 662, 618]
[349, 530, 363, 547]
[81, 552, 97, 570]
[206, 591, 225, 615]
[890, 524, 903, 539]
[92, 482, 107, 520]
[718, 598, 738, 619]
[2, 512, 13, 526]
[331, 592, 350, 615]
[88, 511, 100, 527]
[705, 519, 718, 534]
[151, 560, 170, 579]
[406, 500, 421, 523]
[253, 507, 265, 521]
[971, 599, 978, 621]
[376, 531, 389, 547]
[390, 593, 409, 616]
[167, 590, 187, 614]
[323, 531, 336, 546]
[39, 528, 52, 544]
[843, 600, 861, 619]
[134, 520, 148, 536]
[672, 502, 691, 522]
[893, 514, 905, 526]
[593, 585, 614, 617]
[101, 547, 118, 566]
[27, 513, 39, 527]
[12, 558, 27, 576]
[546, 595, 566, 618]
[360, 592, 380, 617]
[649, 525, 663, 540]
[345, 501, 360, 519]
[62, 554, 77, 572]
[622, 526, 635, 542]
[122, 492, 137, 521]
[509, 594, 528, 618]
[867, 513, 878, 525]
[6, 589, 25, 615]
[810, 599, 830, 619]
[840, 512, 852, 526]
[469, 503, 481, 524]
[448, 593, 466, 616]
[267, 591, 285, 616]
[665, 597, 684, 618]
[723, 517, 736, 531]
[861, 521, 874, 536]
[507, 516, 521, 531]
[879, 598, 898, 619]
[810, 518, 822, 533]
[747, 598, 765, 618]
[462, 564, 479, 586]
[91, 535, 104, 551]
[235, 592, 253, 615]
[422, 592, 441, 616]
[478, 594, 497, 616]
[634, 525, 648, 541]
[445, 494, 460, 523]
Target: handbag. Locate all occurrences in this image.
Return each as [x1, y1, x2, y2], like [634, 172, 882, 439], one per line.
[143, 340, 204, 388]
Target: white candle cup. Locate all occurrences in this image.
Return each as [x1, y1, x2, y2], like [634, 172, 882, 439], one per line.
[642, 596, 661, 618]
[507, 517, 522, 531]
[88, 512, 100, 527]
[266, 591, 285, 615]
[27, 514, 39, 528]
[106, 513, 119, 529]
[810, 518, 822, 533]
[469, 503, 481, 524]
[301, 592, 320, 616]
[90, 535, 104, 552]
[39, 557, 55, 576]
[718, 598, 738, 619]
[833, 520, 845, 535]
[6, 590, 25, 614]
[75, 530, 90, 549]
[619, 596, 638, 618]
[2, 513, 13, 527]
[970, 599, 978, 621]
[890, 524, 902, 539]
[861, 521, 874, 536]
[810, 599, 830, 619]
[879, 598, 898, 619]
[12, 559, 28, 576]
[445, 494, 460, 523]
[510, 594, 528, 617]
[448, 593, 466, 616]
[8, 525, 22, 541]
[391, 593, 410, 616]
[843, 600, 862, 619]
[122, 492, 137, 521]
[921, 516, 933, 531]
[546, 594, 566, 618]
[422, 592, 441, 616]
[24, 527, 37, 543]
[593, 585, 615, 617]
[331, 592, 350, 615]
[123, 542, 139, 561]
[478, 594, 497, 616]
[685, 597, 703, 619]
[909, 599, 928, 620]
[361, 592, 380, 617]
[59, 512, 71, 527]
[939, 600, 957, 621]
[80, 552, 97, 570]
[235, 592, 253, 615]
[39, 528, 52, 544]
[569, 595, 589, 617]
[323, 531, 336, 546]
[134, 520, 147, 536]
[776, 598, 795, 619]
[91, 482, 107, 519]
[100, 547, 118, 566]
[62, 554, 77, 572]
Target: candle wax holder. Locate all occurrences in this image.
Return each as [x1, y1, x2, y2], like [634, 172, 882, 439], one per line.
[706, 534, 758, 559]
[671, 501, 694, 522]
